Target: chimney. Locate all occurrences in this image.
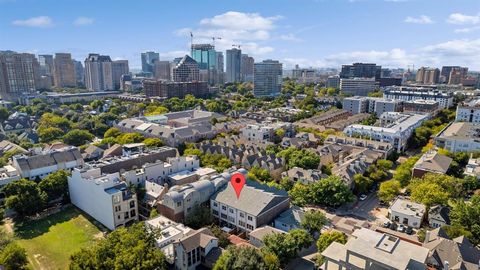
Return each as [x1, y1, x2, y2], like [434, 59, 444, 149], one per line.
[443, 261, 449, 270]
[424, 230, 431, 244]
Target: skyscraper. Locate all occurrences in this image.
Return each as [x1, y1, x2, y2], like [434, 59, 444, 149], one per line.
[73, 60, 84, 87]
[416, 67, 440, 84]
[226, 48, 241, 83]
[340, 63, 382, 80]
[0, 51, 40, 101]
[53, 53, 76, 88]
[253, 60, 282, 97]
[172, 55, 199, 82]
[216, 52, 225, 84]
[111, 60, 129, 90]
[84, 54, 113, 91]
[154, 60, 172, 81]
[141, 51, 159, 75]
[241, 54, 254, 82]
[38, 55, 54, 76]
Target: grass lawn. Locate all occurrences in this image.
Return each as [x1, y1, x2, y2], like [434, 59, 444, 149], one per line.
[13, 206, 104, 270]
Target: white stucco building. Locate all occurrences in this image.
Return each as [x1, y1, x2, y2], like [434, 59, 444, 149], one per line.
[388, 197, 426, 229]
[68, 167, 138, 230]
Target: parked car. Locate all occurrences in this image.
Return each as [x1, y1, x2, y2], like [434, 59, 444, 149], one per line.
[389, 223, 398, 230]
[397, 224, 405, 232]
[359, 194, 368, 201]
[383, 221, 391, 228]
[405, 227, 413, 235]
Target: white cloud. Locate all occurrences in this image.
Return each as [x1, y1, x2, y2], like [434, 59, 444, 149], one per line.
[159, 50, 190, 59]
[454, 26, 480, 33]
[283, 39, 480, 70]
[199, 11, 281, 31]
[12, 16, 53, 28]
[175, 11, 285, 57]
[74, 17, 94, 26]
[405, 15, 434, 24]
[447, 13, 480, 25]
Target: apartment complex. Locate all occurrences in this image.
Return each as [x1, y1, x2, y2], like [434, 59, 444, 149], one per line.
[53, 53, 76, 88]
[240, 121, 292, 142]
[143, 80, 208, 99]
[416, 67, 440, 84]
[68, 168, 138, 230]
[339, 77, 378, 96]
[344, 112, 429, 152]
[111, 60, 129, 90]
[211, 176, 290, 233]
[172, 55, 199, 82]
[322, 228, 429, 270]
[253, 60, 282, 97]
[12, 146, 84, 180]
[240, 54, 254, 82]
[383, 86, 454, 109]
[434, 122, 480, 153]
[84, 53, 113, 91]
[456, 99, 480, 123]
[340, 63, 382, 79]
[0, 51, 40, 101]
[343, 96, 403, 116]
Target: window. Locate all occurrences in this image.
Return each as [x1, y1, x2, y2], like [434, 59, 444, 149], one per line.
[212, 210, 219, 216]
[130, 201, 135, 208]
[239, 212, 244, 218]
[130, 209, 136, 217]
[115, 205, 121, 212]
[222, 206, 227, 210]
[213, 202, 218, 207]
[177, 202, 182, 207]
[239, 221, 245, 227]
[221, 213, 227, 219]
[247, 216, 253, 221]
[246, 224, 254, 230]
[229, 209, 234, 214]
[124, 212, 129, 219]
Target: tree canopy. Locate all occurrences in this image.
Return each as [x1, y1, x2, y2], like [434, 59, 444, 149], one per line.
[213, 246, 279, 270]
[69, 222, 166, 269]
[263, 229, 313, 266]
[289, 175, 354, 207]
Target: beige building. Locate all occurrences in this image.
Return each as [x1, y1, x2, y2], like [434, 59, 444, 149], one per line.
[53, 53, 76, 88]
[322, 228, 429, 270]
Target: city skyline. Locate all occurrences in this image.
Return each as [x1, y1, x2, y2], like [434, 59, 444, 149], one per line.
[1, 0, 480, 70]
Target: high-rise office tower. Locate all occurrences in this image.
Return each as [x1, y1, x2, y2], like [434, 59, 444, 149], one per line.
[241, 54, 254, 82]
[38, 55, 54, 76]
[340, 63, 382, 80]
[84, 53, 113, 91]
[73, 60, 84, 87]
[191, 44, 220, 85]
[216, 52, 225, 84]
[226, 48, 241, 83]
[172, 55, 199, 82]
[53, 53, 76, 88]
[141, 51, 159, 75]
[111, 60, 129, 90]
[253, 60, 282, 97]
[0, 51, 40, 101]
[416, 67, 440, 84]
[154, 60, 172, 81]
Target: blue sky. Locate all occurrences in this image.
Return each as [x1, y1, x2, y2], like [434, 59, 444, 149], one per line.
[1, 0, 480, 70]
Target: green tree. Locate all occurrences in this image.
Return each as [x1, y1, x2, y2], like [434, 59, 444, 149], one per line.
[209, 225, 231, 248]
[378, 180, 401, 203]
[248, 166, 272, 182]
[288, 183, 312, 207]
[450, 195, 480, 245]
[393, 156, 420, 186]
[310, 175, 354, 207]
[277, 147, 320, 170]
[63, 129, 94, 146]
[185, 207, 214, 229]
[104, 127, 122, 138]
[149, 208, 159, 218]
[69, 223, 166, 269]
[0, 243, 28, 270]
[353, 174, 373, 195]
[38, 126, 64, 143]
[38, 170, 69, 201]
[3, 179, 47, 216]
[316, 231, 347, 265]
[409, 182, 449, 208]
[263, 229, 313, 266]
[0, 107, 10, 122]
[301, 210, 328, 234]
[213, 246, 278, 270]
[116, 133, 145, 145]
[142, 138, 164, 148]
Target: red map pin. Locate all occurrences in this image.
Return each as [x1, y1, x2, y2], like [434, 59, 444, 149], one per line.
[230, 173, 246, 199]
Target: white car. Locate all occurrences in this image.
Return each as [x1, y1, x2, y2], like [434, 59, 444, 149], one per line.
[359, 194, 368, 201]
[397, 224, 405, 232]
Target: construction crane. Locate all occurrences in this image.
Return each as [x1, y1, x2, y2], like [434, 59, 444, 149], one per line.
[232, 44, 241, 49]
[211, 37, 221, 47]
[190, 32, 194, 48]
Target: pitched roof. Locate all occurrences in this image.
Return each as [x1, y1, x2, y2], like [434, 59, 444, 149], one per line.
[249, 226, 285, 241]
[414, 151, 452, 174]
[428, 205, 450, 225]
[211, 180, 289, 216]
[178, 228, 217, 252]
